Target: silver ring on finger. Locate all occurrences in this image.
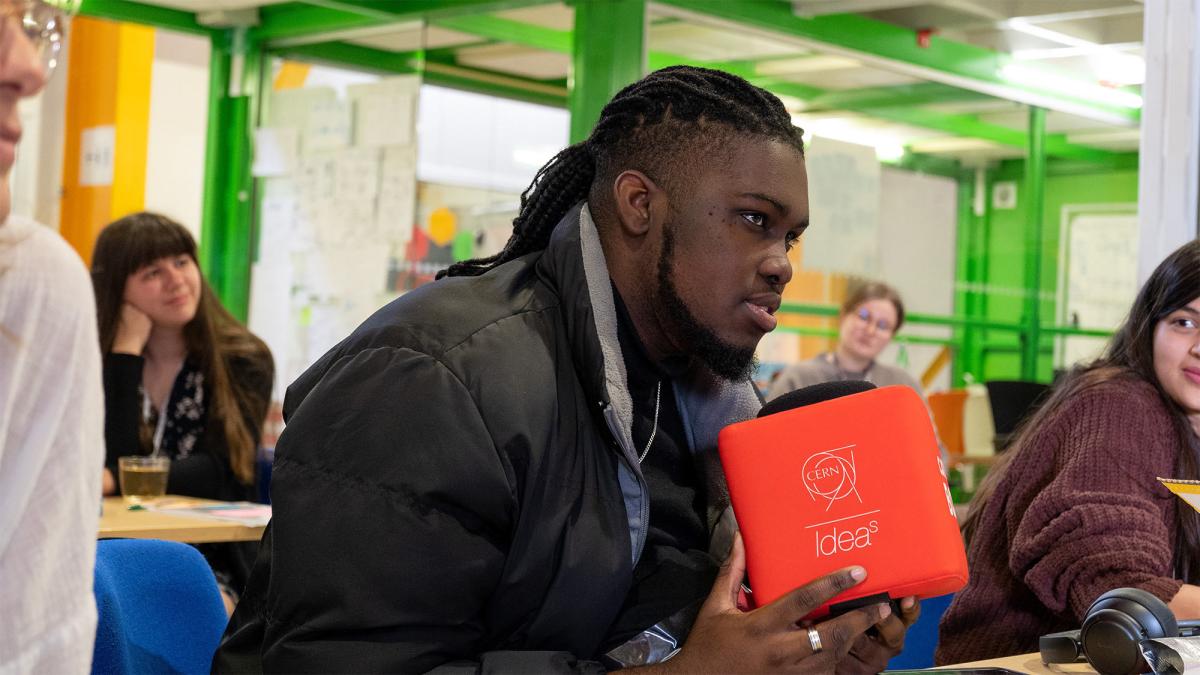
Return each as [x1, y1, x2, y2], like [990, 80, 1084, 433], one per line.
[807, 627, 823, 654]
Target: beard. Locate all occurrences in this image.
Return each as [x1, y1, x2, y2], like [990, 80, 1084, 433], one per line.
[656, 224, 758, 382]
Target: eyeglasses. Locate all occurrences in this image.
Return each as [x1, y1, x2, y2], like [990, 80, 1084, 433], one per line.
[1, 1, 71, 78]
[854, 307, 895, 334]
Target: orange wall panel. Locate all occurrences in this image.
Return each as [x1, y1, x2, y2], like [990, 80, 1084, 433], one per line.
[59, 17, 152, 265]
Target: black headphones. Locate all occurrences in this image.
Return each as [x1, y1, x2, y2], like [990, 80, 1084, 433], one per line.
[1039, 587, 1200, 675]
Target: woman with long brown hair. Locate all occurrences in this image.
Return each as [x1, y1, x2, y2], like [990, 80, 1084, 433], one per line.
[936, 239, 1200, 664]
[92, 212, 273, 598]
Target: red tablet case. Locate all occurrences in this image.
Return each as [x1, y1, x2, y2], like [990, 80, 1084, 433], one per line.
[718, 385, 968, 617]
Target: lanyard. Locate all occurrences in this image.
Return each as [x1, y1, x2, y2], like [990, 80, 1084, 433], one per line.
[142, 392, 170, 454]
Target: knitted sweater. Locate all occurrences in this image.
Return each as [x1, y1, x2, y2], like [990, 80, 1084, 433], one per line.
[936, 376, 1187, 665]
[0, 217, 105, 675]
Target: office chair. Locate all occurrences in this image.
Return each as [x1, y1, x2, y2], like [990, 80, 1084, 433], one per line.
[886, 593, 955, 669]
[984, 380, 1051, 451]
[91, 539, 228, 675]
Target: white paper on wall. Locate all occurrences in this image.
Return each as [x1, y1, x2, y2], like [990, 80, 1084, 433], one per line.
[79, 125, 115, 187]
[801, 136, 881, 277]
[1057, 208, 1139, 367]
[376, 145, 418, 242]
[250, 77, 421, 394]
[302, 243, 389, 300]
[304, 98, 352, 153]
[248, 258, 293, 398]
[295, 153, 337, 199]
[258, 194, 298, 261]
[355, 92, 414, 147]
[266, 86, 335, 129]
[334, 147, 381, 204]
[252, 126, 299, 177]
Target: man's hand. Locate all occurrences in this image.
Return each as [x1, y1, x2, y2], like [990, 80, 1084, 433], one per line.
[644, 534, 890, 674]
[836, 596, 921, 674]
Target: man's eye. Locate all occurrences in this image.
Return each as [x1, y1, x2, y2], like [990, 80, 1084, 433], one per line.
[742, 213, 766, 228]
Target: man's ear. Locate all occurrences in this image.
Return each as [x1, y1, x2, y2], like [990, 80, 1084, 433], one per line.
[612, 170, 663, 237]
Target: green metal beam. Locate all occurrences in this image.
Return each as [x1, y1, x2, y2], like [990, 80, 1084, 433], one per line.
[798, 82, 992, 112]
[653, 0, 1140, 127]
[77, 0, 215, 36]
[268, 41, 567, 107]
[301, 8, 1116, 162]
[434, 14, 572, 53]
[271, 41, 419, 75]
[778, 303, 1112, 340]
[257, 0, 554, 45]
[424, 57, 568, 107]
[1021, 106, 1047, 381]
[570, 0, 645, 142]
[998, 153, 1140, 177]
[865, 106, 1117, 163]
[882, 151, 961, 179]
[775, 325, 954, 348]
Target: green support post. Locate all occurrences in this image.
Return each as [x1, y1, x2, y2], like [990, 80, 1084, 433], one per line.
[970, 167, 991, 382]
[199, 28, 263, 322]
[1021, 106, 1047, 381]
[952, 166, 991, 384]
[569, 0, 645, 143]
[952, 170, 973, 387]
[199, 35, 230, 299]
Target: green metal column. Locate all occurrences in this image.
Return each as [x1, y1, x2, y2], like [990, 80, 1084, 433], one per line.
[199, 28, 263, 321]
[199, 34, 230, 292]
[568, 0, 646, 143]
[952, 169, 973, 386]
[1020, 106, 1047, 380]
[954, 166, 992, 384]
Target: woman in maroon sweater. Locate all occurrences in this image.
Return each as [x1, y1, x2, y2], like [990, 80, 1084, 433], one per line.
[937, 239, 1200, 665]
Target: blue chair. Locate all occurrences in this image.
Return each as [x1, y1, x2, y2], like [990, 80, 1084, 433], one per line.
[886, 593, 955, 669]
[91, 539, 228, 675]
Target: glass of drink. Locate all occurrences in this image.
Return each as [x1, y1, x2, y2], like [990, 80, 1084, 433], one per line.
[118, 456, 170, 504]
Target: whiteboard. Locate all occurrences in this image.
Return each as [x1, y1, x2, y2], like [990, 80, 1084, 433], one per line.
[801, 136, 881, 277]
[1055, 204, 1139, 368]
[876, 168, 957, 393]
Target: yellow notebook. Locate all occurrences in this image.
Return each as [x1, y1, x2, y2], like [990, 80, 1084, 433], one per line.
[1159, 478, 1200, 514]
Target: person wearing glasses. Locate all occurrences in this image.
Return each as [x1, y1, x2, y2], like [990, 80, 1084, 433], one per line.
[0, 2, 99, 674]
[767, 281, 924, 400]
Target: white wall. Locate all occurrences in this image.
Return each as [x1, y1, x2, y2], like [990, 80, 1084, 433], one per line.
[876, 167, 958, 393]
[417, 85, 568, 193]
[1137, 0, 1200, 284]
[9, 24, 69, 229]
[144, 29, 210, 240]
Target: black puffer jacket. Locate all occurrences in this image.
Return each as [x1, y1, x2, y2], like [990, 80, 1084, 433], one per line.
[214, 204, 758, 673]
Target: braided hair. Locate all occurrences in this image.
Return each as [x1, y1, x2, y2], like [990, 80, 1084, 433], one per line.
[439, 65, 805, 278]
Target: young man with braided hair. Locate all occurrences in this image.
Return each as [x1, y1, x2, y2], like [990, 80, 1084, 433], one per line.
[216, 66, 918, 673]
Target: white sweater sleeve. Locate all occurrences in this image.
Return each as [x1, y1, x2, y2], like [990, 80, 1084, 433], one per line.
[0, 218, 104, 675]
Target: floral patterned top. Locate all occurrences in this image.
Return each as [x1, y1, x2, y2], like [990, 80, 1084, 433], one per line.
[141, 359, 206, 459]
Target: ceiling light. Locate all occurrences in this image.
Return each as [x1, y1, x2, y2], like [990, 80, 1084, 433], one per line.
[875, 144, 906, 162]
[999, 64, 1142, 109]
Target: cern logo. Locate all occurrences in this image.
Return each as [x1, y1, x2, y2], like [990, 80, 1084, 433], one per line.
[801, 446, 862, 511]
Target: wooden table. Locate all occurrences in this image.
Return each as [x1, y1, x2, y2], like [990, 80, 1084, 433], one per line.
[941, 652, 1095, 673]
[99, 496, 267, 544]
